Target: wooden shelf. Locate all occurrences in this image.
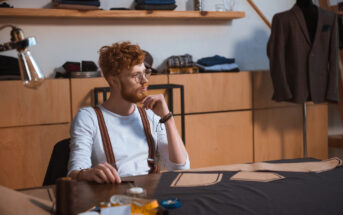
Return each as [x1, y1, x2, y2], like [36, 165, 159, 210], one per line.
[0, 8, 245, 20]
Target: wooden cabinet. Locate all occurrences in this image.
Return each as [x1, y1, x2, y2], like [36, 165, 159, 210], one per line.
[0, 79, 71, 189]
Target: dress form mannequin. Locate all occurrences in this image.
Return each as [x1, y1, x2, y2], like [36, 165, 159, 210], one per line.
[296, 0, 318, 43]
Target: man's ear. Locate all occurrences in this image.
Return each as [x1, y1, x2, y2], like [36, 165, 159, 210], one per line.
[108, 75, 121, 90]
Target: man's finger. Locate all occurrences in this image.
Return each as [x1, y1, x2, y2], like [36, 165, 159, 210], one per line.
[92, 174, 104, 184]
[104, 163, 121, 183]
[98, 165, 115, 183]
[95, 169, 109, 183]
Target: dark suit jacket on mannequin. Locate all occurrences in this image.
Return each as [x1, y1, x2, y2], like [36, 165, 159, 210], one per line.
[267, 4, 339, 103]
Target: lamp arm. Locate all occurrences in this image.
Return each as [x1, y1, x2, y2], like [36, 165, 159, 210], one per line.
[0, 37, 36, 52]
[0, 24, 16, 31]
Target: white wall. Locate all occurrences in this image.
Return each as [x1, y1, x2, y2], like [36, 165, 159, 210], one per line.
[1, 0, 296, 78]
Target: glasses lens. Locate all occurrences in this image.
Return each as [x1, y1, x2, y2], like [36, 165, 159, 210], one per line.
[145, 69, 152, 79]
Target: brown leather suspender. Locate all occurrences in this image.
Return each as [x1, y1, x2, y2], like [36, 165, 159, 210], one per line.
[93, 106, 159, 174]
[137, 107, 160, 174]
[93, 106, 117, 170]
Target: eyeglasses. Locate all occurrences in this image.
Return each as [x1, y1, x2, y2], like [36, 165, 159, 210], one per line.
[132, 68, 152, 83]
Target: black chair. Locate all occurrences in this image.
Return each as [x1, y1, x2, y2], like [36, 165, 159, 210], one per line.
[43, 138, 71, 186]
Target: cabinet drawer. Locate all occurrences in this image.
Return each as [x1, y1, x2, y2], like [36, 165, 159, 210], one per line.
[185, 111, 253, 168]
[169, 72, 252, 114]
[0, 123, 70, 189]
[0, 79, 70, 127]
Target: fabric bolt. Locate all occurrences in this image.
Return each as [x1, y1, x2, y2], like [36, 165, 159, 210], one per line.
[267, 5, 339, 103]
[197, 55, 235, 66]
[135, 4, 177, 10]
[68, 105, 190, 177]
[135, 0, 175, 5]
[196, 63, 239, 72]
[153, 158, 343, 215]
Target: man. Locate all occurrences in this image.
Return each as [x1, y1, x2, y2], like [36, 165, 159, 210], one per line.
[68, 41, 190, 183]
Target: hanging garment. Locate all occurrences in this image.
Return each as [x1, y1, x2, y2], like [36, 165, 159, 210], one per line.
[267, 5, 339, 103]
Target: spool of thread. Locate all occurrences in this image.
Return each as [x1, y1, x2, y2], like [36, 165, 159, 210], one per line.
[56, 177, 76, 215]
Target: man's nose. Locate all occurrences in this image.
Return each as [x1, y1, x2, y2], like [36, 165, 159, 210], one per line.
[141, 74, 148, 83]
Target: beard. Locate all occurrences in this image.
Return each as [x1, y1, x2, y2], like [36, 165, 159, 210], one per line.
[120, 81, 148, 103]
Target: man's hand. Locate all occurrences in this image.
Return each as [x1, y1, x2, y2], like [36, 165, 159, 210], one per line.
[77, 162, 121, 184]
[141, 94, 169, 118]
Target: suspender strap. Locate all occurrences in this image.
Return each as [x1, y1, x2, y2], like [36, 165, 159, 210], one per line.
[137, 107, 160, 174]
[93, 106, 117, 170]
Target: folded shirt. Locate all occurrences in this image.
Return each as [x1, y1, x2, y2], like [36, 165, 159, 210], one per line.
[135, 4, 177, 10]
[197, 55, 235, 66]
[196, 63, 239, 72]
[135, 0, 175, 5]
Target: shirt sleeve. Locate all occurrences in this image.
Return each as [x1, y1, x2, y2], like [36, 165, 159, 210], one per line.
[152, 113, 190, 171]
[67, 108, 96, 176]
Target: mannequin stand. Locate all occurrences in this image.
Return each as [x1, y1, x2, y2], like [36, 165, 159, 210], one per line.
[303, 103, 307, 158]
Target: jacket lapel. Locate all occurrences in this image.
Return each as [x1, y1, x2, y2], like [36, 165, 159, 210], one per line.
[311, 7, 322, 48]
[291, 5, 312, 45]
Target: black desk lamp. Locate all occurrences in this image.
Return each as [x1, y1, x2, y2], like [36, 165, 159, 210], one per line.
[0, 24, 44, 88]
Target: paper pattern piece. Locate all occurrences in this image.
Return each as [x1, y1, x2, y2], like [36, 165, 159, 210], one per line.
[170, 173, 223, 187]
[230, 172, 285, 182]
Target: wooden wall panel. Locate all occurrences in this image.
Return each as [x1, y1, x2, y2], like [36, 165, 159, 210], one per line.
[0, 79, 71, 127]
[185, 111, 253, 168]
[0, 123, 70, 189]
[307, 103, 328, 160]
[169, 72, 252, 114]
[70, 75, 168, 118]
[253, 71, 297, 109]
[254, 106, 304, 162]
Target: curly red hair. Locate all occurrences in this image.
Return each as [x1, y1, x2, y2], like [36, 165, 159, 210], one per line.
[98, 41, 145, 79]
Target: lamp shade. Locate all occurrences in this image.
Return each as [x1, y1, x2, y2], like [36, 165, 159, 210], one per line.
[18, 50, 44, 88]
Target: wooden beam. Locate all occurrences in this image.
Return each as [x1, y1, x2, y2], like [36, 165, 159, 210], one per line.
[246, 0, 271, 29]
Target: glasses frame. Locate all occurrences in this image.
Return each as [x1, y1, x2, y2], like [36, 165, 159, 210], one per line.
[132, 68, 152, 83]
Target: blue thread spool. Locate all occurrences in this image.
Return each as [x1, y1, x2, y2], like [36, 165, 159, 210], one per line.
[159, 198, 181, 209]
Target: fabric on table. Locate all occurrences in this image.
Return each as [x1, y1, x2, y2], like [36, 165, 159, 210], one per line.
[153, 158, 343, 215]
[170, 173, 223, 187]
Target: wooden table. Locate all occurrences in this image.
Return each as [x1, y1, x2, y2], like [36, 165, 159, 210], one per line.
[20, 174, 162, 214]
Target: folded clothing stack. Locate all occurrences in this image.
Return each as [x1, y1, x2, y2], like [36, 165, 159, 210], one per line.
[53, 0, 100, 10]
[135, 0, 177, 10]
[196, 55, 239, 73]
[55, 61, 100, 78]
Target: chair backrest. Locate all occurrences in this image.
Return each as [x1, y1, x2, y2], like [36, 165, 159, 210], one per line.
[43, 138, 71, 186]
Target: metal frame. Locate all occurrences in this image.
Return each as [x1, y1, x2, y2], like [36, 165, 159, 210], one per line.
[94, 84, 186, 144]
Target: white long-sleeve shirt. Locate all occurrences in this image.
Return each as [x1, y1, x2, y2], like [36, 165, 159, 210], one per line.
[67, 105, 190, 177]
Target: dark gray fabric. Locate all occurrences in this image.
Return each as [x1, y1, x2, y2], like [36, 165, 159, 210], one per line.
[153, 158, 343, 215]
